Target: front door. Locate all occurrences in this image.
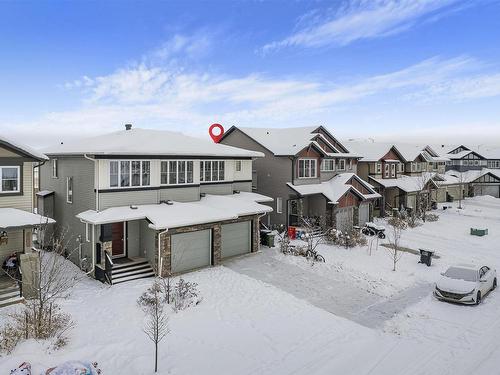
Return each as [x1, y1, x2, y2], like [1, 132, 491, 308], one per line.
[111, 222, 125, 258]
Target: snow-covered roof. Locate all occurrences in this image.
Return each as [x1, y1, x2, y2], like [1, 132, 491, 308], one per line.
[41, 128, 263, 158]
[341, 141, 395, 162]
[0, 135, 48, 161]
[287, 173, 380, 204]
[77, 193, 272, 230]
[443, 169, 500, 184]
[369, 173, 438, 193]
[36, 190, 54, 197]
[0, 208, 55, 229]
[230, 126, 353, 157]
[472, 146, 500, 159]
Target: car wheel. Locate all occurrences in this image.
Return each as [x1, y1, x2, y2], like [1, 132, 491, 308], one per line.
[476, 291, 482, 305]
[493, 278, 497, 291]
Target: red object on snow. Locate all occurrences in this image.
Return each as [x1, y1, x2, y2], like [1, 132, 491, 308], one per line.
[209, 123, 224, 143]
[288, 226, 296, 240]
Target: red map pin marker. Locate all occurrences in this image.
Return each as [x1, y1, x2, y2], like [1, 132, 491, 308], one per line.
[209, 123, 224, 143]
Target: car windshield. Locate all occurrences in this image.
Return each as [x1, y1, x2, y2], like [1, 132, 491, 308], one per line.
[444, 267, 478, 282]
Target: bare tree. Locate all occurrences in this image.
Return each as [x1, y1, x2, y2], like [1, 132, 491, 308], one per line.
[0, 225, 81, 352]
[138, 280, 169, 373]
[385, 213, 408, 271]
[415, 173, 432, 223]
[457, 172, 466, 210]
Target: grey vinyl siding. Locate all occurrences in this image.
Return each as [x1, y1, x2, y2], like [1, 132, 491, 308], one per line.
[0, 229, 24, 262]
[233, 181, 252, 192]
[159, 186, 200, 202]
[200, 183, 233, 195]
[39, 156, 96, 265]
[141, 221, 157, 266]
[221, 129, 291, 226]
[99, 189, 158, 210]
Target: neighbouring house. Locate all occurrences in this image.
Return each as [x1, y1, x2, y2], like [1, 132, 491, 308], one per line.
[219, 126, 380, 231]
[439, 169, 500, 199]
[38, 125, 272, 285]
[0, 135, 55, 307]
[433, 144, 488, 172]
[474, 146, 500, 170]
[345, 141, 448, 216]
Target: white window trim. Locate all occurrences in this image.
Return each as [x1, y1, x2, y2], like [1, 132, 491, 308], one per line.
[390, 164, 396, 178]
[298, 158, 317, 179]
[276, 197, 283, 214]
[200, 160, 225, 183]
[85, 223, 90, 242]
[337, 159, 346, 171]
[109, 160, 152, 188]
[376, 162, 382, 174]
[235, 160, 242, 172]
[52, 159, 58, 179]
[347, 159, 353, 170]
[161, 160, 195, 186]
[66, 176, 73, 204]
[320, 159, 335, 172]
[384, 163, 390, 178]
[0, 166, 21, 193]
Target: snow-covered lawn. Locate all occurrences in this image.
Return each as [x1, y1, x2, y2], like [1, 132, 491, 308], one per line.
[1, 196, 499, 374]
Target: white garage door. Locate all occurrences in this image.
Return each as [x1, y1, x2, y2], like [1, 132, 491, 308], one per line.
[474, 185, 500, 198]
[358, 204, 369, 226]
[221, 221, 251, 259]
[171, 229, 211, 273]
[336, 208, 353, 232]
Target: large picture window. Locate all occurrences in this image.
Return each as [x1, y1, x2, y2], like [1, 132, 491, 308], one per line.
[0, 166, 20, 193]
[298, 159, 317, 178]
[200, 160, 225, 182]
[161, 160, 194, 185]
[110, 160, 151, 188]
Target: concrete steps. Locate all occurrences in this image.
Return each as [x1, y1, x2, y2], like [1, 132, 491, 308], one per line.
[111, 259, 155, 285]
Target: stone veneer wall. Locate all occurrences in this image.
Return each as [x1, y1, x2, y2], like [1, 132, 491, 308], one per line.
[158, 214, 260, 276]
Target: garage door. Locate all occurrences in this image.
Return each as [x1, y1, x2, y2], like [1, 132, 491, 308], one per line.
[171, 230, 211, 273]
[358, 204, 369, 226]
[221, 221, 251, 259]
[474, 184, 500, 198]
[336, 208, 353, 232]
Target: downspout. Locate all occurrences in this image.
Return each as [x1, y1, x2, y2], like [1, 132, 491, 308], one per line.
[157, 228, 169, 278]
[83, 154, 99, 212]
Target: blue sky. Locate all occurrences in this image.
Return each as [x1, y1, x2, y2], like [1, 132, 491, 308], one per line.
[1, 0, 500, 146]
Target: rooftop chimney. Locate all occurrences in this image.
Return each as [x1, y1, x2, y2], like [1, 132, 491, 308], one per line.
[125, 123, 132, 131]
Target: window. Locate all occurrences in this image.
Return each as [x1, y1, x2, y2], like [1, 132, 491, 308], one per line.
[298, 159, 317, 178]
[398, 163, 404, 173]
[276, 197, 283, 214]
[110, 160, 151, 188]
[200, 160, 225, 182]
[376, 163, 382, 174]
[321, 159, 335, 171]
[162, 160, 195, 185]
[384, 163, 390, 178]
[391, 164, 396, 178]
[0, 166, 20, 193]
[52, 159, 58, 178]
[411, 163, 416, 172]
[235, 160, 242, 172]
[66, 176, 73, 203]
[337, 159, 346, 171]
[348, 159, 353, 170]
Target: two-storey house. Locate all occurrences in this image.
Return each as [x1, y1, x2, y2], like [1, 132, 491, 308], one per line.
[38, 125, 272, 285]
[219, 126, 380, 231]
[0, 136, 54, 306]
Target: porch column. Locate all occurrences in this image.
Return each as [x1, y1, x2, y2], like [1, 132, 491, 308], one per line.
[212, 224, 222, 265]
[158, 232, 171, 276]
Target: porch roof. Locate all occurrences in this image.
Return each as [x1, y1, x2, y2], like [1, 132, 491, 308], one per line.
[0, 208, 55, 230]
[76, 193, 273, 230]
[287, 173, 381, 204]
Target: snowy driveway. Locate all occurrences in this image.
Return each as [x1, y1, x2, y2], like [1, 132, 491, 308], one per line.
[223, 248, 431, 328]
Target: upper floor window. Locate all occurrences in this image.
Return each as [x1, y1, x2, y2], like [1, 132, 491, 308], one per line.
[384, 163, 390, 178]
[276, 197, 283, 214]
[337, 159, 346, 171]
[200, 160, 224, 182]
[52, 159, 58, 178]
[347, 159, 353, 170]
[161, 160, 194, 185]
[235, 160, 242, 172]
[298, 159, 317, 178]
[376, 163, 382, 174]
[0, 166, 20, 193]
[390, 164, 396, 178]
[110, 160, 151, 188]
[66, 177, 73, 203]
[321, 159, 335, 171]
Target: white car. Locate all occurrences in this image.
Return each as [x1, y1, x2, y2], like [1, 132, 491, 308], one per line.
[434, 264, 497, 305]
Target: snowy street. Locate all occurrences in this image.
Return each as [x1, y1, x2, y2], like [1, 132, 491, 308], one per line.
[2, 196, 500, 374]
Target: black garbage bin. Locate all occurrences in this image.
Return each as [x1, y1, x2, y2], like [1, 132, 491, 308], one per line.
[419, 249, 434, 267]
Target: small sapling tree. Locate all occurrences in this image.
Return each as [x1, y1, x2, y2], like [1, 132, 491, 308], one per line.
[385, 212, 408, 271]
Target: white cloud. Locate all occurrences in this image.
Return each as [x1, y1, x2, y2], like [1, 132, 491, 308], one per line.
[5, 55, 500, 147]
[263, 0, 466, 51]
